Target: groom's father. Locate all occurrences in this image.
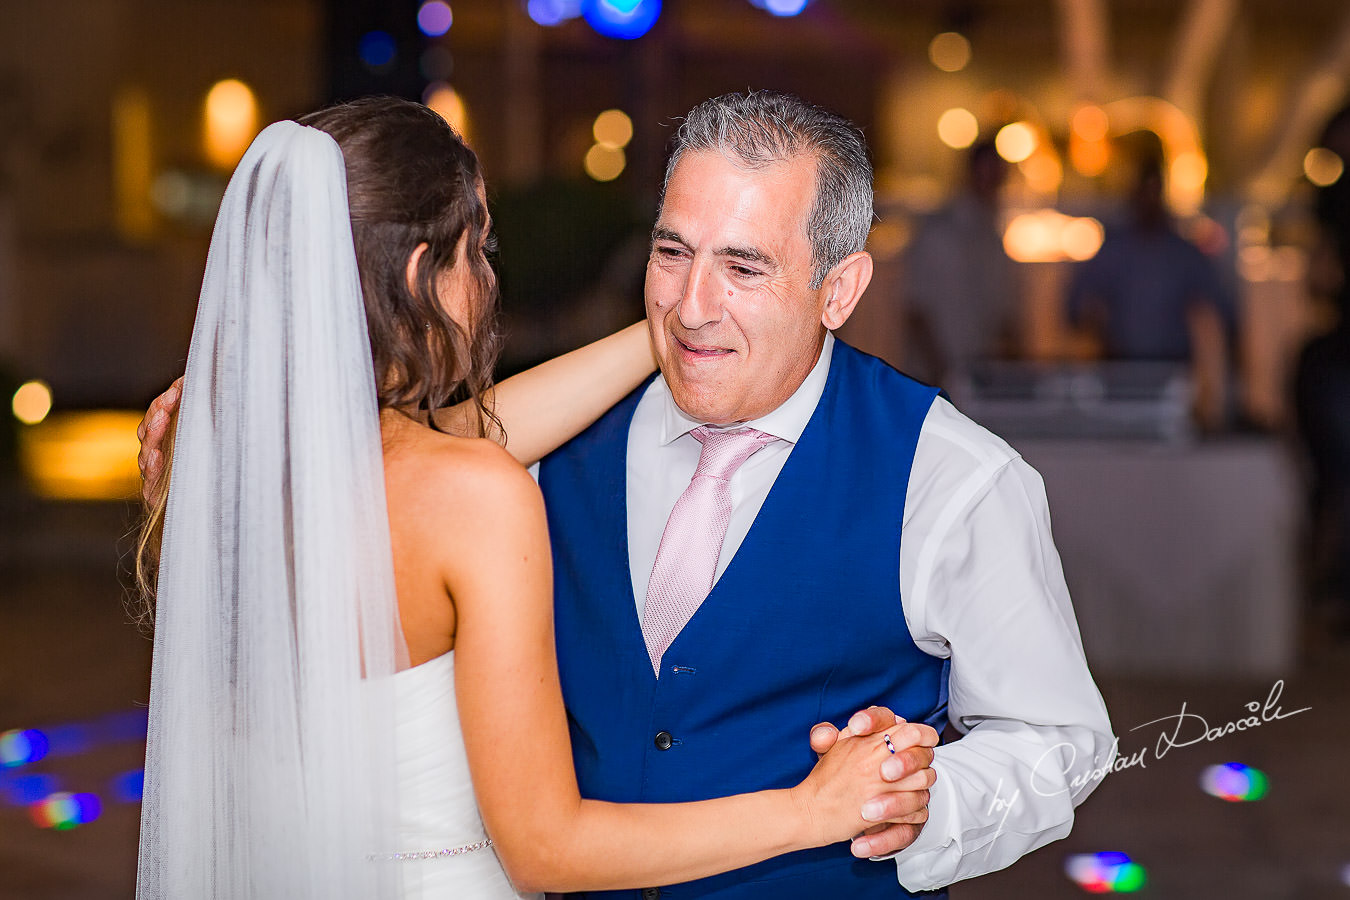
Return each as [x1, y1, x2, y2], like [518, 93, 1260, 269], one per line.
[537, 91, 1113, 899]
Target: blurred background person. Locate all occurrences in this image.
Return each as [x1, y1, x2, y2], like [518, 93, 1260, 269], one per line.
[1066, 157, 1233, 430]
[901, 139, 1019, 396]
[1294, 104, 1350, 637]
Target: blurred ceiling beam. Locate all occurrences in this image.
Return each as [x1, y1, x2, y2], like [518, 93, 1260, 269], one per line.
[1162, 0, 1237, 131]
[502, 1, 543, 185]
[1056, 0, 1110, 103]
[1247, 8, 1350, 205]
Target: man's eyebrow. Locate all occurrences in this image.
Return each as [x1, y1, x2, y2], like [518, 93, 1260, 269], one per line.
[718, 245, 776, 269]
[651, 226, 687, 246]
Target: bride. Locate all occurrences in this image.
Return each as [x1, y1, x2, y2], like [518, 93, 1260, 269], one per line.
[133, 97, 931, 899]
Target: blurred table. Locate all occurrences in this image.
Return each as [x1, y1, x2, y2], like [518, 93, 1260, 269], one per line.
[1017, 437, 1300, 678]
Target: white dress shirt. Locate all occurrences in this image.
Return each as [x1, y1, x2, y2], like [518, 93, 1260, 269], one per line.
[624, 333, 1116, 891]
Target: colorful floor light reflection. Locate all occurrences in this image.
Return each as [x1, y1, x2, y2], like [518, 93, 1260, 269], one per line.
[0, 729, 50, 767]
[1064, 851, 1147, 893]
[28, 791, 101, 830]
[1199, 762, 1268, 802]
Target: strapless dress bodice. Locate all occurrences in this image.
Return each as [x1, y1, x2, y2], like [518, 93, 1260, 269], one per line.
[388, 651, 537, 899]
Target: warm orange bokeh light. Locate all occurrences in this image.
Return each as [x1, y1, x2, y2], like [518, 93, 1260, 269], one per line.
[204, 79, 258, 170]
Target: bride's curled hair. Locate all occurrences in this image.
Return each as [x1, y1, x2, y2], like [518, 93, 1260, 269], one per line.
[299, 96, 502, 434]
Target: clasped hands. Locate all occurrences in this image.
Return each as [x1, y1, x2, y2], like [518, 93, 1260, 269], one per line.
[808, 706, 938, 858]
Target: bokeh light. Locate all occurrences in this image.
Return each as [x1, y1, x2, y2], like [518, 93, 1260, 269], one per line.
[1062, 217, 1105, 261]
[417, 1, 453, 36]
[928, 31, 971, 72]
[203, 79, 258, 170]
[1304, 147, 1344, 187]
[937, 108, 979, 150]
[358, 30, 397, 70]
[583, 0, 661, 40]
[1200, 762, 1269, 801]
[0, 729, 51, 767]
[419, 45, 454, 81]
[423, 82, 469, 140]
[111, 769, 145, 803]
[528, 0, 583, 26]
[995, 121, 1037, 163]
[584, 144, 626, 181]
[1020, 150, 1063, 194]
[1003, 210, 1103, 263]
[12, 380, 52, 425]
[28, 792, 101, 830]
[1064, 851, 1147, 893]
[592, 109, 634, 149]
[1071, 105, 1110, 142]
[1071, 137, 1111, 177]
[763, 0, 809, 15]
[112, 86, 153, 241]
[1069, 106, 1111, 178]
[1, 773, 58, 806]
[1170, 151, 1208, 198]
[18, 411, 144, 500]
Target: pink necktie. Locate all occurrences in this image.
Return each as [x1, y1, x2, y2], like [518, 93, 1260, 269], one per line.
[641, 426, 777, 676]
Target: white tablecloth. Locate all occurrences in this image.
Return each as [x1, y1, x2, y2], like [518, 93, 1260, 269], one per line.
[1017, 438, 1300, 678]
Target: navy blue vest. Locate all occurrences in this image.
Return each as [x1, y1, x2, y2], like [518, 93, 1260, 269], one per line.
[539, 341, 947, 899]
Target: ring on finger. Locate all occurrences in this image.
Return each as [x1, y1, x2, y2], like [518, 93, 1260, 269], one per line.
[883, 734, 896, 754]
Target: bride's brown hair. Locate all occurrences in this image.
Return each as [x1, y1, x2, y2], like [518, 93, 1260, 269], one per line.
[299, 96, 502, 430]
[134, 97, 502, 619]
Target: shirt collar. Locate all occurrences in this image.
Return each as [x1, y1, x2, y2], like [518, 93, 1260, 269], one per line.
[655, 332, 836, 446]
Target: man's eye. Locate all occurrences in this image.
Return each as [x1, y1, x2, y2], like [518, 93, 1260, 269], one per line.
[730, 264, 761, 277]
[656, 245, 685, 259]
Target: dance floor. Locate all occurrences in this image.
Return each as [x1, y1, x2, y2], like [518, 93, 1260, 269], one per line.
[2, 488, 1348, 899]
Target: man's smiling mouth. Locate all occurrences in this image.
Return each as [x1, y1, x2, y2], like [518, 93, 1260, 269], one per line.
[674, 336, 734, 358]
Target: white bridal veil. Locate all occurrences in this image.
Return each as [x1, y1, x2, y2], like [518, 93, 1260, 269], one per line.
[137, 121, 404, 898]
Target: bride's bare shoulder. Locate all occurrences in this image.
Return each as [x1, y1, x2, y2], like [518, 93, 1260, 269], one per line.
[384, 418, 542, 524]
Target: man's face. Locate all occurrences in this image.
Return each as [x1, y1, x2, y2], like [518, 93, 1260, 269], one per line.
[645, 150, 829, 425]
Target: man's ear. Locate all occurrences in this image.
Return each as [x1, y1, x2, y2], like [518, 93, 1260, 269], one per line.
[819, 250, 873, 331]
[406, 241, 429, 294]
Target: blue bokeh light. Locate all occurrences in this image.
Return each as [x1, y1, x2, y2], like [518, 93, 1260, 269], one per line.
[764, 0, 809, 15]
[528, 0, 583, 26]
[358, 31, 398, 70]
[0, 729, 50, 767]
[582, 0, 660, 40]
[111, 769, 145, 803]
[1, 772, 58, 806]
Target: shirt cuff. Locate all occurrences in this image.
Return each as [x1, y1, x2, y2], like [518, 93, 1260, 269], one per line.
[875, 756, 959, 892]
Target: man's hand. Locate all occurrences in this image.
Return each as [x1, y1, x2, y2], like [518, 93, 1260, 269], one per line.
[809, 706, 939, 858]
[137, 377, 183, 505]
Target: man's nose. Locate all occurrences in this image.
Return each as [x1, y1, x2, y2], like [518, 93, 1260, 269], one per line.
[675, 261, 723, 330]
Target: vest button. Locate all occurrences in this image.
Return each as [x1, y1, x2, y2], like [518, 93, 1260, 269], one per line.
[642, 889, 661, 899]
[653, 730, 673, 751]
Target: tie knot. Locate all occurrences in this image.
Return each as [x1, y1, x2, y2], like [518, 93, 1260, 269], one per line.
[690, 426, 775, 482]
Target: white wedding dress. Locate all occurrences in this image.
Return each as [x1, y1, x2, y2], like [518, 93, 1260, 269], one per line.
[389, 651, 540, 899]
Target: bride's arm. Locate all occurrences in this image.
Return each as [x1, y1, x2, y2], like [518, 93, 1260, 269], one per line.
[432, 322, 656, 466]
[437, 445, 920, 894]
